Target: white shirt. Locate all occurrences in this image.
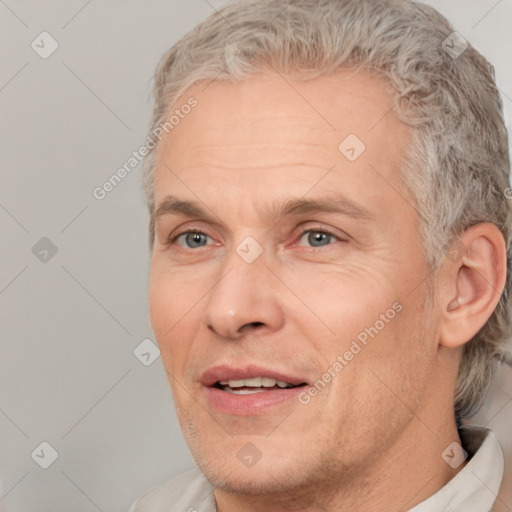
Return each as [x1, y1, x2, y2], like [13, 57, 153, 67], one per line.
[130, 426, 504, 512]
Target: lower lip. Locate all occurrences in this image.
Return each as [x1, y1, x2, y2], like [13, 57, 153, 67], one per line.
[203, 385, 306, 415]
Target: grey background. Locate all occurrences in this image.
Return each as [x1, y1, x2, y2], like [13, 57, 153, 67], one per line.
[0, 0, 511, 510]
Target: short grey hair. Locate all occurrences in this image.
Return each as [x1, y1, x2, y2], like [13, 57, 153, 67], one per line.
[142, 0, 511, 420]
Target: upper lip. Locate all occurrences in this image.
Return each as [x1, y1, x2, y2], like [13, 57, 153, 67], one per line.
[200, 364, 309, 387]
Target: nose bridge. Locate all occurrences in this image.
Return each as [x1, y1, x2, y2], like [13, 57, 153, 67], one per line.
[202, 238, 284, 338]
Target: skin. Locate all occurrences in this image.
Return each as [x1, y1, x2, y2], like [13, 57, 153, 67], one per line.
[148, 69, 507, 511]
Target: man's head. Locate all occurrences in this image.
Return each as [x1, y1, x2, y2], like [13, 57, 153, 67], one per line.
[142, 0, 510, 506]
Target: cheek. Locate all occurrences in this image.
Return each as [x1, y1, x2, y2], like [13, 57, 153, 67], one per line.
[148, 264, 205, 372]
[282, 256, 433, 377]
[148, 263, 204, 329]
[312, 297, 433, 448]
[283, 261, 402, 338]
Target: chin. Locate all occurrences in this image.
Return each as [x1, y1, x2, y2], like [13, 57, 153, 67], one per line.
[177, 405, 352, 497]
[188, 433, 339, 501]
[198, 456, 304, 496]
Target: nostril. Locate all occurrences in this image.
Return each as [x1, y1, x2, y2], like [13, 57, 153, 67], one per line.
[239, 321, 266, 332]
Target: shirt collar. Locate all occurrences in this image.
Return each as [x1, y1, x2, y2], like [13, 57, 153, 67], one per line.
[409, 426, 504, 512]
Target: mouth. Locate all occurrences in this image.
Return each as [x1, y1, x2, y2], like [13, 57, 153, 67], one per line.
[214, 377, 306, 394]
[201, 365, 309, 415]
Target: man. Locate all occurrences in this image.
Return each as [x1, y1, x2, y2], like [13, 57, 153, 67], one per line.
[131, 0, 511, 510]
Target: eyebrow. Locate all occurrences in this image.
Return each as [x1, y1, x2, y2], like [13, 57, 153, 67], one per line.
[153, 194, 374, 225]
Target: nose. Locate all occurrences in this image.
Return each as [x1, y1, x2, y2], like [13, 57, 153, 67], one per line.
[201, 247, 285, 340]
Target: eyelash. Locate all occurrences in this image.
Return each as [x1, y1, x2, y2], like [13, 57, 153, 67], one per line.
[166, 226, 343, 248]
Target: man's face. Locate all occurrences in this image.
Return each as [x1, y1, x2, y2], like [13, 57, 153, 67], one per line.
[149, 70, 440, 495]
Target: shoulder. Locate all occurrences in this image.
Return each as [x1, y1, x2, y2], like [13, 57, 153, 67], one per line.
[129, 468, 215, 512]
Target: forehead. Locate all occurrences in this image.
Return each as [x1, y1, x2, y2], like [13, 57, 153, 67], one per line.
[153, 69, 411, 212]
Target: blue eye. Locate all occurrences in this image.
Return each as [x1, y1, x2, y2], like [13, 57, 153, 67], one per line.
[298, 230, 339, 247]
[174, 231, 211, 248]
[168, 228, 341, 250]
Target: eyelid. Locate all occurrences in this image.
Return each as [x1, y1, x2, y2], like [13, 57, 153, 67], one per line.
[161, 218, 219, 243]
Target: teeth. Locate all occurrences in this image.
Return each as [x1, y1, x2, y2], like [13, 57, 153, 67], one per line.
[243, 377, 262, 387]
[218, 377, 294, 388]
[227, 379, 244, 387]
[225, 388, 267, 394]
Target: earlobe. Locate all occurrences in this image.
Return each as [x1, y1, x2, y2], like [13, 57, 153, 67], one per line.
[439, 223, 507, 349]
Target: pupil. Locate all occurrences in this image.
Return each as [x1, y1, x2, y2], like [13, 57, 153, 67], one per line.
[309, 232, 329, 246]
[187, 233, 206, 247]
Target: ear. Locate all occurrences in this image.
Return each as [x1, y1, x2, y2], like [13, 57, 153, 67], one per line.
[438, 223, 507, 348]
